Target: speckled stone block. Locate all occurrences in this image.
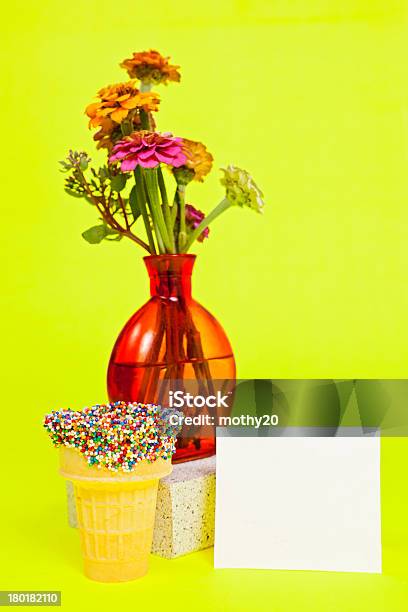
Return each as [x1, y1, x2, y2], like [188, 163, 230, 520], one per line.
[66, 455, 216, 559]
[152, 455, 216, 558]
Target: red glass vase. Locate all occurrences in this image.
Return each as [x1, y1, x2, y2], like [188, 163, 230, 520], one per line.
[107, 254, 236, 462]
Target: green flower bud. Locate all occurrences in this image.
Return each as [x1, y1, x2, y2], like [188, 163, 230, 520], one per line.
[220, 165, 265, 213]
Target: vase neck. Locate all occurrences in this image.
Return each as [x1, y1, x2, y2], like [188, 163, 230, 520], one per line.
[144, 255, 195, 299]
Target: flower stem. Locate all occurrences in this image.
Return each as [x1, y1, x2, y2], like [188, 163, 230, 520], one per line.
[120, 120, 134, 136]
[184, 198, 231, 252]
[122, 229, 151, 252]
[157, 166, 176, 253]
[143, 177, 166, 253]
[178, 184, 187, 252]
[171, 190, 179, 225]
[117, 193, 130, 230]
[139, 109, 150, 130]
[143, 167, 174, 253]
[133, 166, 156, 254]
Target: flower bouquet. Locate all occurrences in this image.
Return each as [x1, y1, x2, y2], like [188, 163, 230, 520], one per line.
[61, 49, 265, 461]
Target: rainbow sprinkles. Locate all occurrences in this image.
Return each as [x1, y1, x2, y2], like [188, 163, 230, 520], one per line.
[43, 401, 183, 472]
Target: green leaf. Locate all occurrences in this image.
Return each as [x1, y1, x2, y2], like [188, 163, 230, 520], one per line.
[81, 225, 107, 244]
[81, 224, 121, 244]
[64, 188, 84, 199]
[129, 185, 141, 222]
[99, 167, 108, 180]
[59, 160, 70, 172]
[110, 173, 127, 192]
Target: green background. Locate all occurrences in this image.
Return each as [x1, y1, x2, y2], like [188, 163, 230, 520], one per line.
[1, 1, 408, 610]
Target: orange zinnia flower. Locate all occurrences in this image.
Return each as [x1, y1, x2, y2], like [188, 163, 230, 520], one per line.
[180, 139, 213, 182]
[85, 81, 160, 129]
[120, 50, 181, 85]
[92, 117, 121, 151]
[93, 115, 158, 152]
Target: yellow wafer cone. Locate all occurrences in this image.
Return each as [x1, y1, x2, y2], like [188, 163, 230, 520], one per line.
[60, 447, 172, 582]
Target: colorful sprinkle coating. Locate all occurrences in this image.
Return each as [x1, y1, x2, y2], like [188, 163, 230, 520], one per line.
[43, 401, 183, 472]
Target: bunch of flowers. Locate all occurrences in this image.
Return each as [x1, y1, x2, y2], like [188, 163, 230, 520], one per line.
[61, 49, 265, 253]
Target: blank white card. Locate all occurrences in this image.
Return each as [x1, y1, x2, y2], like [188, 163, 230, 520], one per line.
[214, 435, 381, 573]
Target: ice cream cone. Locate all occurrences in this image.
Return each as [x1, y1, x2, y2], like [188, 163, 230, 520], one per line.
[60, 447, 172, 582]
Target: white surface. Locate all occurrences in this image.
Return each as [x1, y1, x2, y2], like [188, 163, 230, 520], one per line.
[214, 435, 382, 573]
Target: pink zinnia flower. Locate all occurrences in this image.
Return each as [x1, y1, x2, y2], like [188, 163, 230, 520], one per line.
[109, 130, 186, 171]
[185, 204, 209, 242]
